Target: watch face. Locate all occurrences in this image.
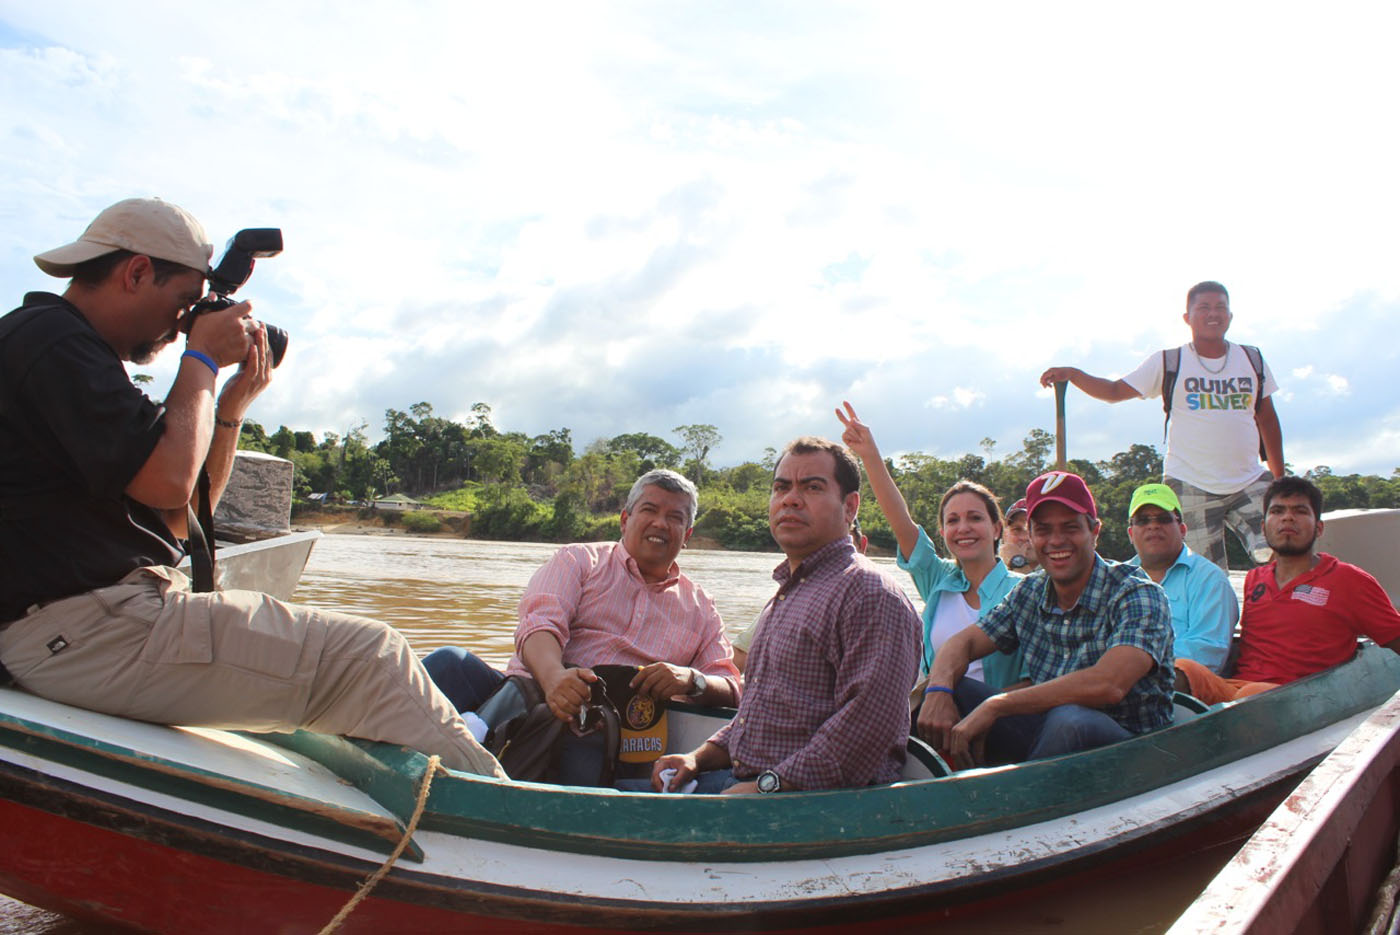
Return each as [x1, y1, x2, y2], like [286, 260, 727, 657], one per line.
[1010, 554, 1027, 568]
[757, 770, 780, 793]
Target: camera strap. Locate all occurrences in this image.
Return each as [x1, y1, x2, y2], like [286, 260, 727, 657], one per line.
[185, 468, 217, 593]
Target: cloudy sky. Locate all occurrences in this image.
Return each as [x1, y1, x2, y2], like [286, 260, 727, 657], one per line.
[3, 2, 1398, 475]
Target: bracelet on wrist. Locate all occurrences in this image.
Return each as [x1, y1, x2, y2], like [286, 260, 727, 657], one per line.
[924, 684, 954, 696]
[214, 414, 243, 430]
[181, 349, 219, 376]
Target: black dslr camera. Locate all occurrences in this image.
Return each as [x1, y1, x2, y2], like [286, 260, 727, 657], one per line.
[181, 228, 289, 368]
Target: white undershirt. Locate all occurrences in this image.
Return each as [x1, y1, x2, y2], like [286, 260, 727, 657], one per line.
[931, 590, 983, 682]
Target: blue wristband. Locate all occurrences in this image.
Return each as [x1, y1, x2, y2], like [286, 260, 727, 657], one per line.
[924, 684, 954, 696]
[182, 349, 219, 376]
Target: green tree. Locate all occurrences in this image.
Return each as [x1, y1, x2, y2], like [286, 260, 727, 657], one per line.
[607, 432, 682, 471]
[472, 437, 527, 484]
[473, 484, 547, 539]
[236, 420, 271, 453]
[674, 423, 722, 484]
[270, 425, 296, 459]
[527, 428, 575, 488]
[469, 401, 497, 437]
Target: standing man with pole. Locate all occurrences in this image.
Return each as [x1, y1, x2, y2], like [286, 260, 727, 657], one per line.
[1040, 281, 1283, 570]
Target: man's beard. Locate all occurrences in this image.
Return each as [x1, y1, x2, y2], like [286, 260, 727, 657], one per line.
[1268, 531, 1318, 557]
[131, 329, 178, 366]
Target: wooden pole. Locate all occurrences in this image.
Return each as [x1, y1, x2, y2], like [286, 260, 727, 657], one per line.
[1054, 381, 1068, 471]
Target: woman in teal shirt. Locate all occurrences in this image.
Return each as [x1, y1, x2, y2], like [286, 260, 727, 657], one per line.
[837, 403, 1027, 707]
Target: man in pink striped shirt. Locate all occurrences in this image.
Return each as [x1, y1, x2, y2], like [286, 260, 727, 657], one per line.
[507, 470, 740, 719]
[422, 469, 740, 721]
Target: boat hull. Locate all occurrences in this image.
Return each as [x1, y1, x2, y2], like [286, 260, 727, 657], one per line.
[0, 758, 1297, 934]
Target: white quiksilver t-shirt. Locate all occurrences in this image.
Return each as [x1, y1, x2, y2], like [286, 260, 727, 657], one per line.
[1123, 342, 1278, 495]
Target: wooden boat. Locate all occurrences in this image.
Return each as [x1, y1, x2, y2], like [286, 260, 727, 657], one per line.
[1170, 685, 1400, 935]
[3, 641, 1400, 934]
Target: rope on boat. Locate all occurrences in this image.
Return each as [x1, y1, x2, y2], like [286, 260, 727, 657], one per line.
[317, 754, 443, 935]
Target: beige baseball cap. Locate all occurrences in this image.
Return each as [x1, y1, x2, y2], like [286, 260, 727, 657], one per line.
[34, 197, 213, 278]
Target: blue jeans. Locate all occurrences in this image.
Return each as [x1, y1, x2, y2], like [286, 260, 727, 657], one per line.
[615, 768, 738, 794]
[954, 677, 1132, 764]
[421, 646, 506, 713]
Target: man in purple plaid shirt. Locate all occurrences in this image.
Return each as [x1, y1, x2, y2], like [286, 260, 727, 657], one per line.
[650, 437, 922, 794]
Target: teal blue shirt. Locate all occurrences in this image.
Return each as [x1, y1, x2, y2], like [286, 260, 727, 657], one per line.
[896, 526, 1027, 688]
[1128, 544, 1237, 672]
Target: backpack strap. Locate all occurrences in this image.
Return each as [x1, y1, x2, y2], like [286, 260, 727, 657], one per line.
[1160, 346, 1181, 443]
[1240, 345, 1265, 411]
[1240, 344, 1268, 460]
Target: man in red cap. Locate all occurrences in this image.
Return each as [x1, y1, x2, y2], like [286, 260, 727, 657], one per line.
[920, 470, 1175, 768]
[0, 198, 501, 776]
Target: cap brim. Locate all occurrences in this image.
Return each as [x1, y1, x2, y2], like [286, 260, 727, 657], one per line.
[34, 241, 120, 277]
[1030, 495, 1095, 518]
[1130, 495, 1182, 517]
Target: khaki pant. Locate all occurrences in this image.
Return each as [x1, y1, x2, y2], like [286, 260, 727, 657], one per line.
[0, 567, 503, 777]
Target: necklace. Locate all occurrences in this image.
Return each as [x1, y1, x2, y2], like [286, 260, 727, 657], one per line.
[1189, 341, 1230, 375]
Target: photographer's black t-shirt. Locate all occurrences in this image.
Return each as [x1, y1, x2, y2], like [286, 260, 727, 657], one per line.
[0, 293, 183, 622]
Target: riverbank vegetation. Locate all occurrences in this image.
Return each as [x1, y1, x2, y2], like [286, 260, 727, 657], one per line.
[239, 401, 1400, 562]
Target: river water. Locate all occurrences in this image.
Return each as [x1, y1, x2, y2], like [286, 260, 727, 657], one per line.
[3, 534, 1235, 934]
[290, 535, 922, 664]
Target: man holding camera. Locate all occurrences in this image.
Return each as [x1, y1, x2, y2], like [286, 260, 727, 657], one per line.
[0, 198, 501, 776]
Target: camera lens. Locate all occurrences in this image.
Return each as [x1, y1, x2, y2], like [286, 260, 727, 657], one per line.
[265, 324, 289, 368]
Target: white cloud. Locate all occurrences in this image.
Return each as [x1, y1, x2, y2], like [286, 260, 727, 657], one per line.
[924, 388, 987, 411]
[6, 3, 1400, 474]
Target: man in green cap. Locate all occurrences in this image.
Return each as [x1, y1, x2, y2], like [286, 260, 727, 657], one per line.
[1126, 482, 1238, 673]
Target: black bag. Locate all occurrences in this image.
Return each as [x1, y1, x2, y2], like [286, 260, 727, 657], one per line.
[485, 674, 621, 786]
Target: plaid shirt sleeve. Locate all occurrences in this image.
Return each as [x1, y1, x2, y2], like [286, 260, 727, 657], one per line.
[1104, 574, 1174, 664]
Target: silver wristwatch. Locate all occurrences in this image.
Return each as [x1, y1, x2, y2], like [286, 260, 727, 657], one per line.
[687, 669, 708, 697]
[756, 769, 781, 794]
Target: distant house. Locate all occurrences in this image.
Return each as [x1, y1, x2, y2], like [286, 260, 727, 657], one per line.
[371, 493, 424, 511]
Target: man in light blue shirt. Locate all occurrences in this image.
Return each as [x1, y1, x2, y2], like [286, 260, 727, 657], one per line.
[1126, 483, 1238, 672]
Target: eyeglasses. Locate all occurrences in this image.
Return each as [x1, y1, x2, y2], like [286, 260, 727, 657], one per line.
[1131, 513, 1179, 527]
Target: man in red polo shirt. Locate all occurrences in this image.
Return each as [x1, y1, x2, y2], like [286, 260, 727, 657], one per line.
[1176, 476, 1400, 703]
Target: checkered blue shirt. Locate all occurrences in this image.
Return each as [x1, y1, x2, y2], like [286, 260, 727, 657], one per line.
[977, 555, 1175, 734]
